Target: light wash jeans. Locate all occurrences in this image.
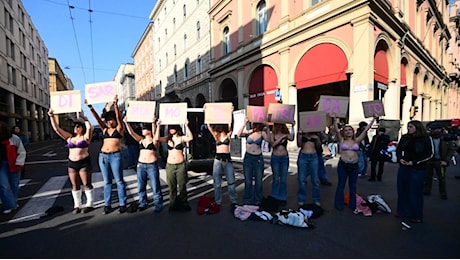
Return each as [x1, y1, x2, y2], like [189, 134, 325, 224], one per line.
[357, 150, 368, 176]
[270, 154, 289, 201]
[213, 158, 238, 205]
[137, 161, 163, 210]
[98, 152, 127, 206]
[0, 160, 21, 211]
[243, 153, 264, 205]
[318, 155, 328, 182]
[297, 152, 320, 204]
[328, 142, 337, 157]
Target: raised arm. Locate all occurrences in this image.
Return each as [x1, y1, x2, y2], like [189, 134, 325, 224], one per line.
[237, 117, 249, 137]
[48, 108, 72, 140]
[80, 114, 93, 142]
[182, 119, 194, 143]
[86, 99, 107, 129]
[329, 113, 343, 143]
[287, 121, 296, 141]
[113, 95, 124, 136]
[154, 119, 168, 143]
[355, 115, 377, 143]
[123, 117, 143, 142]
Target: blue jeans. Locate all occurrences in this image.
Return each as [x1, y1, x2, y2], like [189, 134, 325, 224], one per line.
[243, 153, 264, 205]
[270, 154, 289, 201]
[397, 165, 425, 220]
[328, 143, 337, 156]
[297, 152, 320, 204]
[318, 155, 328, 182]
[0, 160, 21, 211]
[213, 158, 238, 204]
[335, 160, 359, 210]
[357, 150, 368, 176]
[137, 162, 163, 210]
[98, 152, 127, 206]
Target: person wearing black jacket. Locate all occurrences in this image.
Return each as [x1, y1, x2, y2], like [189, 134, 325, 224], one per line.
[368, 127, 390, 182]
[395, 120, 433, 223]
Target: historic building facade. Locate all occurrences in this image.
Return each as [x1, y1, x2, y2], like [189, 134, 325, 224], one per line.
[208, 0, 460, 136]
[0, 0, 50, 141]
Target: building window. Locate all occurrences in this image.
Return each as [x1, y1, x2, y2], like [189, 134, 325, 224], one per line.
[174, 44, 177, 57]
[311, 0, 322, 6]
[159, 59, 162, 71]
[184, 62, 189, 80]
[183, 4, 187, 19]
[165, 28, 167, 38]
[197, 21, 201, 39]
[257, 1, 267, 35]
[173, 18, 176, 31]
[223, 27, 231, 55]
[158, 37, 161, 46]
[184, 34, 187, 50]
[196, 56, 202, 74]
[166, 53, 168, 65]
[174, 66, 178, 82]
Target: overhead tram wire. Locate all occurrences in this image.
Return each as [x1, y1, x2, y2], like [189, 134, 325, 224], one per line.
[66, 0, 87, 84]
[88, 0, 96, 82]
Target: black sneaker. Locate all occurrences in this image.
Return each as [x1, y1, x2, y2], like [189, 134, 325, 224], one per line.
[118, 205, 127, 214]
[179, 204, 192, 212]
[82, 207, 94, 214]
[102, 206, 112, 215]
[320, 181, 332, 186]
[72, 208, 81, 214]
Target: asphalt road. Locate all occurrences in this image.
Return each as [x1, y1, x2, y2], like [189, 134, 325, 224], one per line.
[0, 139, 459, 258]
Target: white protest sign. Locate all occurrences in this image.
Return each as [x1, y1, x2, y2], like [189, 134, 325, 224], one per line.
[159, 103, 188, 125]
[126, 101, 156, 122]
[267, 103, 295, 123]
[50, 90, 82, 114]
[85, 81, 116, 104]
[204, 103, 233, 124]
[318, 95, 349, 118]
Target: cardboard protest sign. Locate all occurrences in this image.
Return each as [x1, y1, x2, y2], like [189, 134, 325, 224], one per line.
[267, 103, 295, 124]
[159, 102, 187, 125]
[298, 111, 329, 132]
[126, 101, 156, 122]
[85, 81, 116, 104]
[362, 100, 385, 118]
[204, 103, 233, 124]
[50, 90, 81, 114]
[246, 105, 268, 123]
[318, 95, 349, 118]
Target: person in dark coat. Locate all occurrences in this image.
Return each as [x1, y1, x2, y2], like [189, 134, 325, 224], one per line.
[368, 127, 390, 181]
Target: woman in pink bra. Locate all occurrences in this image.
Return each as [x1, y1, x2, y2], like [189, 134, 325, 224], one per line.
[330, 113, 376, 211]
[48, 108, 94, 214]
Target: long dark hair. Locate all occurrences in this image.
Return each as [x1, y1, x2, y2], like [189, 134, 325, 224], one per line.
[167, 125, 183, 144]
[0, 121, 12, 141]
[407, 120, 427, 138]
[212, 124, 229, 140]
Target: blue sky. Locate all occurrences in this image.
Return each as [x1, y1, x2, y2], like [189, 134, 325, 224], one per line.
[22, 0, 157, 120]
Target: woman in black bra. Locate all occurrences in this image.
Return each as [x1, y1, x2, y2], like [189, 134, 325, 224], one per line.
[155, 118, 193, 212]
[48, 108, 94, 214]
[208, 123, 238, 209]
[124, 115, 163, 213]
[87, 95, 128, 215]
[237, 116, 269, 206]
[268, 122, 295, 205]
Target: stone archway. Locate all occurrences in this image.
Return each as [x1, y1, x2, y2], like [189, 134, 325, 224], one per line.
[220, 78, 238, 110]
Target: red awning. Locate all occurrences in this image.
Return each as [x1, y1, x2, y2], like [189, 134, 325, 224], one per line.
[295, 43, 348, 89]
[249, 65, 278, 106]
[374, 50, 389, 84]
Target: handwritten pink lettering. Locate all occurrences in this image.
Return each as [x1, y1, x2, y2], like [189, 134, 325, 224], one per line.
[306, 115, 321, 128]
[321, 98, 341, 114]
[58, 95, 72, 108]
[164, 107, 181, 118]
[363, 102, 384, 115]
[250, 107, 266, 122]
[87, 84, 114, 99]
[271, 107, 294, 121]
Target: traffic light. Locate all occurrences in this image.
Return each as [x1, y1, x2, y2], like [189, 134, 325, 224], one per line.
[410, 106, 415, 119]
[414, 106, 419, 115]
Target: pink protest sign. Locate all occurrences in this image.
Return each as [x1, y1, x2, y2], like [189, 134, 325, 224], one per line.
[126, 101, 156, 123]
[246, 105, 268, 123]
[204, 103, 233, 124]
[50, 90, 82, 114]
[85, 81, 116, 104]
[362, 100, 385, 118]
[267, 103, 295, 124]
[298, 111, 328, 132]
[318, 95, 349, 118]
[159, 103, 187, 125]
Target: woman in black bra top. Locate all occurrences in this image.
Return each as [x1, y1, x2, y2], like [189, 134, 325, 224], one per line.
[155, 118, 193, 212]
[208, 123, 238, 208]
[268, 122, 295, 205]
[123, 115, 163, 212]
[48, 108, 94, 214]
[87, 95, 128, 215]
